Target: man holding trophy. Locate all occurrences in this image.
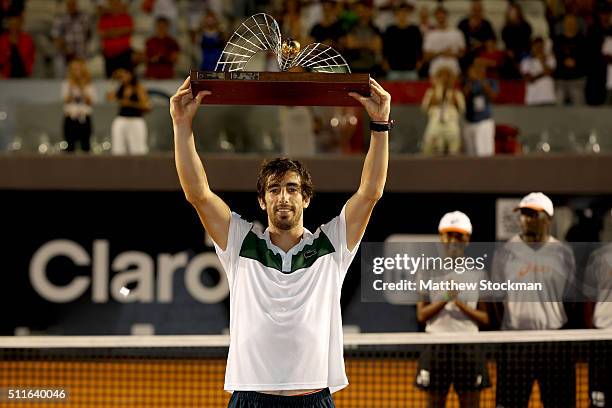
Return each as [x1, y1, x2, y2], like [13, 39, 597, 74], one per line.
[171, 72, 390, 406]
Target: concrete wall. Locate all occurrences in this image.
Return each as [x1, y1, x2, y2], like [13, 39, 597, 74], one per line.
[1, 80, 611, 154]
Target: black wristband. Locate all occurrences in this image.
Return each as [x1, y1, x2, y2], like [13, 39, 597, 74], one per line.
[369, 120, 394, 132]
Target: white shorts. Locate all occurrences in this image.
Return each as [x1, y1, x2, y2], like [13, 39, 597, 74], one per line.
[463, 118, 495, 156]
[111, 116, 149, 155]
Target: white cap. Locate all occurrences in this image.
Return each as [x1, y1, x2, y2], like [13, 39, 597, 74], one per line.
[515, 192, 554, 217]
[438, 211, 472, 235]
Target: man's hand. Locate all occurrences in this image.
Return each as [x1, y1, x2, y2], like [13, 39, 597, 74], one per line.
[349, 78, 391, 122]
[170, 76, 211, 125]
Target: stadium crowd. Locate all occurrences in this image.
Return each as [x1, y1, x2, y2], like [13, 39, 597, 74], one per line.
[0, 0, 610, 155]
[1, 0, 611, 98]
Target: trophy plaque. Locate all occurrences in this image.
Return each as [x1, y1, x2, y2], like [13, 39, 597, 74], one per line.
[190, 13, 370, 106]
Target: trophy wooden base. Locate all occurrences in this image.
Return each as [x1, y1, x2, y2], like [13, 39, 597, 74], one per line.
[190, 71, 370, 106]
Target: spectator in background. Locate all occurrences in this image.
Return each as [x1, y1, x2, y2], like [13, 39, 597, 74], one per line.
[463, 58, 498, 156]
[309, 0, 343, 48]
[422, 6, 465, 78]
[457, 0, 495, 67]
[106, 67, 151, 155]
[145, 17, 179, 79]
[493, 192, 576, 408]
[186, 0, 207, 44]
[478, 39, 506, 79]
[0, 11, 34, 78]
[335, 3, 358, 40]
[151, 0, 178, 32]
[501, 3, 532, 79]
[554, 14, 587, 105]
[51, 0, 91, 78]
[281, 0, 306, 46]
[98, 0, 133, 78]
[548, 0, 588, 37]
[383, 2, 422, 80]
[199, 10, 224, 71]
[544, 0, 566, 37]
[62, 58, 95, 152]
[421, 63, 465, 155]
[585, 3, 611, 105]
[521, 37, 557, 105]
[343, 2, 383, 76]
[0, 0, 24, 30]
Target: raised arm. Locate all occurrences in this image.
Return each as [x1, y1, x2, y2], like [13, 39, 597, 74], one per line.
[345, 78, 391, 251]
[171, 77, 231, 250]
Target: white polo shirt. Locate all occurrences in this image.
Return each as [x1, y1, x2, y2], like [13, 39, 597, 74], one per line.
[584, 244, 612, 329]
[213, 206, 359, 393]
[492, 235, 576, 330]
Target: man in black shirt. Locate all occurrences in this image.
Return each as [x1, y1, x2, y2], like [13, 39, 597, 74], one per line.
[343, 2, 383, 75]
[553, 13, 587, 105]
[383, 3, 422, 80]
[309, 0, 343, 49]
[457, 0, 495, 67]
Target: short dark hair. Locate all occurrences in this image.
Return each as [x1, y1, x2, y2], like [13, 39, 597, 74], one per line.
[256, 158, 314, 202]
[156, 16, 170, 25]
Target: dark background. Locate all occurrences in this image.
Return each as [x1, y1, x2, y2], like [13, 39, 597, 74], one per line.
[2, 190, 610, 335]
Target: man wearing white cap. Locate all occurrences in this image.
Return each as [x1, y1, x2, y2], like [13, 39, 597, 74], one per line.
[493, 192, 577, 407]
[416, 211, 490, 408]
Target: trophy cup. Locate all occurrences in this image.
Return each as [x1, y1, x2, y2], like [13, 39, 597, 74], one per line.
[190, 13, 370, 106]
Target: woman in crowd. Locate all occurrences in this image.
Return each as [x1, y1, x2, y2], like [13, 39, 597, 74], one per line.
[106, 67, 151, 154]
[199, 10, 225, 71]
[62, 58, 96, 152]
[421, 63, 465, 155]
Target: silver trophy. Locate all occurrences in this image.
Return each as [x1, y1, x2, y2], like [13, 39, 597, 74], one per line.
[215, 13, 351, 73]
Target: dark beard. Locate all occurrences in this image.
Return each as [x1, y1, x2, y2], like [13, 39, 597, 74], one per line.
[270, 208, 300, 230]
[271, 218, 295, 230]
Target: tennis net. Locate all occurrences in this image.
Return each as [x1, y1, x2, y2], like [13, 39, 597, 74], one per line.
[1, 330, 610, 407]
